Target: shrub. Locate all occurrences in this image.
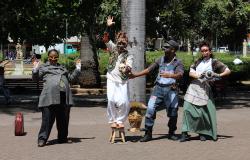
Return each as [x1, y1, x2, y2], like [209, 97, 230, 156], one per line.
[98, 50, 250, 82]
[54, 50, 250, 83]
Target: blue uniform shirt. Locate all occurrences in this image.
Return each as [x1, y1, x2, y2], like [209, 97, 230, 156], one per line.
[148, 56, 184, 85]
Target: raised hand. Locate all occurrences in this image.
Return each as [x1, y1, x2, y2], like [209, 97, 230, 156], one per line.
[106, 16, 115, 27]
[75, 59, 81, 70]
[33, 60, 40, 69]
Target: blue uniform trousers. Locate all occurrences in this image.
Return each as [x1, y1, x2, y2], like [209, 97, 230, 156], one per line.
[145, 84, 179, 133]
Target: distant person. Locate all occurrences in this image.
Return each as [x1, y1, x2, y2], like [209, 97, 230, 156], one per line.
[7, 51, 12, 60]
[130, 39, 184, 142]
[4, 50, 8, 60]
[30, 54, 41, 64]
[32, 49, 81, 147]
[180, 41, 231, 142]
[0, 66, 11, 105]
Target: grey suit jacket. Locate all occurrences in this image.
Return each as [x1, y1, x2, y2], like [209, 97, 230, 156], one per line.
[32, 62, 80, 108]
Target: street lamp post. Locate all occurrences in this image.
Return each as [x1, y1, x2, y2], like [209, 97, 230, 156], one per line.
[65, 18, 68, 54]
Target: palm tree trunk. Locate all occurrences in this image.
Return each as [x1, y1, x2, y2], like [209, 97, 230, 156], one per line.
[122, 0, 146, 103]
[78, 33, 101, 88]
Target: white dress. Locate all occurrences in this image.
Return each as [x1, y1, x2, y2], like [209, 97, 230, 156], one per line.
[105, 40, 133, 124]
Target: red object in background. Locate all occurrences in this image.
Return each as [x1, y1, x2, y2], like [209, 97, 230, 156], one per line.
[15, 112, 25, 136]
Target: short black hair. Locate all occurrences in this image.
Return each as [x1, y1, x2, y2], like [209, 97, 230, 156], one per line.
[48, 49, 59, 56]
[199, 41, 212, 51]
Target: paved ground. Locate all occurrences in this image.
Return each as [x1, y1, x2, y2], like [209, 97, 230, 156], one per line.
[0, 84, 250, 160]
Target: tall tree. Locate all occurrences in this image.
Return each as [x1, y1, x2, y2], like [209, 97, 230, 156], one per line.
[122, 0, 146, 103]
[145, 0, 203, 51]
[78, 34, 101, 87]
[75, 0, 102, 87]
[77, 0, 120, 87]
[224, 0, 249, 50]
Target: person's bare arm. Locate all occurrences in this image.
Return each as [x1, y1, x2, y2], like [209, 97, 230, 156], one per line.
[161, 60, 184, 80]
[130, 68, 150, 79]
[130, 59, 159, 79]
[103, 16, 116, 49]
[212, 68, 231, 78]
[189, 71, 200, 79]
[160, 72, 183, 80]
[219, 68, 231, 77]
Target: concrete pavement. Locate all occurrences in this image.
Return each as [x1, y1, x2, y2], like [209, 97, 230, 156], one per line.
[0, 85, 250, 160]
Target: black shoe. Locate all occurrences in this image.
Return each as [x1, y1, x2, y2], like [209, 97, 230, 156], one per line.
[140, 131, 152, 142]
[58, 138, 68, 144]
[168, 134, 178, 141]
[199, 134, 206, 141]
[38, 140, 46, 147]
[179, 132, 190, 142]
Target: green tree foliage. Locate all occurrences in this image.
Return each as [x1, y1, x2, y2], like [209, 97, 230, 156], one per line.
[0, 0, 81, 47]
[224, 0, 249, 50]
[199, 0, 249, 49]
[97, 0, 121, 29]
[146, 0, 202, 40]
[0, 0, 249, 50]
[146, 0, 249, 50]
[0, 0, 39, 43]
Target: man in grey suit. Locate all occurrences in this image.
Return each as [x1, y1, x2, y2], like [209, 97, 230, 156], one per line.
[32, 49, 81, 147]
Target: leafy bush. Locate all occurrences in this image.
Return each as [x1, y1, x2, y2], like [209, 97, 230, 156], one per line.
[98, 50, 250, 82]
[53, 50, 250, 82]
[0, 52, 3, 60]
[97, 50, 109, 75]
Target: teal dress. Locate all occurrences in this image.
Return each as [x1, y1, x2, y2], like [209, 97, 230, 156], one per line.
[181, 99, 217, 140]
[181, 58, 229, 140]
